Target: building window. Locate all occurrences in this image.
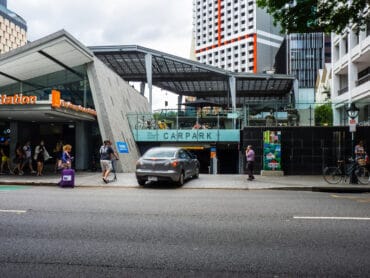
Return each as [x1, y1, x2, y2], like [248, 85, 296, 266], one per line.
[343, 36, 348, 54]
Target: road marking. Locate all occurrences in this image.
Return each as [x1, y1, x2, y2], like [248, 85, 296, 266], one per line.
[0, 209, 27, 214]
[0, 185, 30, 191]
[294, 216, 370, 221]
[331, 194, 370, 203]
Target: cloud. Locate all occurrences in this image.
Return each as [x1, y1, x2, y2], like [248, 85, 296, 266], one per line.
[7, 0, 193, 110]
[8, 0, 193, 57]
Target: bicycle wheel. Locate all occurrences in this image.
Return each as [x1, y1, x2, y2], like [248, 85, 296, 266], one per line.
[355, 166, 369, 185]
[323, 167, 342, 184]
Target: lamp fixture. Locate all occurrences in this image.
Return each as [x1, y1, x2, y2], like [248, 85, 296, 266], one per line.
[346, 102, 359, 119]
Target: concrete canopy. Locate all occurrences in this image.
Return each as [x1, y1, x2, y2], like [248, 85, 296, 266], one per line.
[0, 30, 95, 122]
[0, 30, 94, 87]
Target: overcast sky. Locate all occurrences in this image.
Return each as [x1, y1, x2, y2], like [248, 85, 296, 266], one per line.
[8, 0, 194, 109]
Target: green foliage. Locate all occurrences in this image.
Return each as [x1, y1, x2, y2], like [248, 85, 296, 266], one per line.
[315, 104, 333, 126]
[256, 0, 370, 34]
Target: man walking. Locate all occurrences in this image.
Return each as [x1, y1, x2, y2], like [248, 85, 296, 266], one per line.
[246, 145, 255, 181]
[99, 140, 119, 183]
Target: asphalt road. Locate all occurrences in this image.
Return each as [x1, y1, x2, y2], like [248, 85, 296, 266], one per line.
[0, 185, 369, 277]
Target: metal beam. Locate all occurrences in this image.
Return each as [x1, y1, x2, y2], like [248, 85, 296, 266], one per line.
[145, 53, 153, 112]
[0, 71, 44, 89]
[38, 50, 84, 79]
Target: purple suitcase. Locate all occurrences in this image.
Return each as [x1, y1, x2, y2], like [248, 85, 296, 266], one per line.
[59, 168, 75, 188]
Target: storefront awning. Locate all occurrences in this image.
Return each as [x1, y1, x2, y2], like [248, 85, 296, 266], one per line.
[0, 104, 96, 122]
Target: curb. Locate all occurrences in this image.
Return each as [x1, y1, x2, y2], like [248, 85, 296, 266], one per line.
[1, 182, 369, 192]
[270, 186, 370, 193]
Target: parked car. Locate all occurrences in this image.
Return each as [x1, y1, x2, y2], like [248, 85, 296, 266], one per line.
[136, 147, 200, 186]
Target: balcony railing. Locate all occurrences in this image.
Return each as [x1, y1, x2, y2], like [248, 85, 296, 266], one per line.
[127, 108, 301, 142]
[127, 109, 243, 142]
[356, 73, 370, 86]
[338, 86, 348, 95]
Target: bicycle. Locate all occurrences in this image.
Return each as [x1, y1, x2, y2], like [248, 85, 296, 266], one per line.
[323, 158, 369, 184]
[106, 159, 117, 183]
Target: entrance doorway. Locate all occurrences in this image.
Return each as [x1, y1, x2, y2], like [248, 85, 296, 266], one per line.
[17, 122, 76, 173]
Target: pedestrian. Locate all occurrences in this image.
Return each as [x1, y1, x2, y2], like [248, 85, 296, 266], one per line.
[245, 145, 255, 181]
[355, 140, 365, 160]
[22, 141, 36, 174]
[13, 142, 25, 175]
[0, 139, 14, 175]
[61, 144, 73, 169]
[53, 140, 63, 172]
[34, 140, 51, 176]
[99, 140, 119, 183]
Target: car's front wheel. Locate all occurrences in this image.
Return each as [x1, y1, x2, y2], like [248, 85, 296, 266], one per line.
[194, 167, 199, 179]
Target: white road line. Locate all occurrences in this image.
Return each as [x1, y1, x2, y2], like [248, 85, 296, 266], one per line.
[0, 209, 27, 214]
[294, 216, 370, 221]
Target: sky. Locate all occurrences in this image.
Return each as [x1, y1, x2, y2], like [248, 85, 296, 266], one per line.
[8, 0, 194, 110]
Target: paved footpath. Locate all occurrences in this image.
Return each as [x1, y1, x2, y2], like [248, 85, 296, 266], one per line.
[0, 172, 369, 192]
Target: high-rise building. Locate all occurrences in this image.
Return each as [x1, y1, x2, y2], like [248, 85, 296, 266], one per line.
[192, 0, 283, 73]
[331, 19, 370, 126]
[275, 33, 330, 114]
[0, 0, 27, 54]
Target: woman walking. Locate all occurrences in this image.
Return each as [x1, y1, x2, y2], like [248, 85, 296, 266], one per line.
[34, 140, 51, 176]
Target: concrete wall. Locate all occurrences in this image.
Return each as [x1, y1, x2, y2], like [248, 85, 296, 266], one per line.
[87, 58, 150, 172]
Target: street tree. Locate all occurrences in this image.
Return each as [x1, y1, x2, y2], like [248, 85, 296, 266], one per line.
[256, 0, 370, 34]
[315, 103, 333, 126]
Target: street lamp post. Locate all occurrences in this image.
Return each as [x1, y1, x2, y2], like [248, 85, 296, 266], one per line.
[346, 102, 359, 184]
[346, 102, 359, 157]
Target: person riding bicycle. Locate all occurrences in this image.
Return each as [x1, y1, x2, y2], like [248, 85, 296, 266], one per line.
[355, 140, 366, 164]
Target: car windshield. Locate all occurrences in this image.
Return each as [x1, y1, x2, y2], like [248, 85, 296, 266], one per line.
[143, 149, 176, 158]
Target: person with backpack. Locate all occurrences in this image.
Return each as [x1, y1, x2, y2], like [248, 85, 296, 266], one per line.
[22, 141, 36, 174]
[99, 140, 119, 183]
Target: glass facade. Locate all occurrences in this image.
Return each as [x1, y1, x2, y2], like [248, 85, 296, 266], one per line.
[0, 65, 94, 109]
[289, 33, 325, 89]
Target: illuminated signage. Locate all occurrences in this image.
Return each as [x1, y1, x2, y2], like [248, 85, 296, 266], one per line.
[51, 90, 97, 116]
[0, 94, 37, 104]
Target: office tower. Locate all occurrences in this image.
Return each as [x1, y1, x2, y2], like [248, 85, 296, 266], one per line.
[0, 1, 27, 54]
[193, 0, 283, 73]
[275, 33, 330, 112]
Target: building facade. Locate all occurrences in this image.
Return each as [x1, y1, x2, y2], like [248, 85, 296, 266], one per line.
[331, 20, 370, 126]
[0, 30, 149, 173]
[276, 33, 329, 106]
[193, 0, 283, 73]
[315, 63, 332, 104]
[274, 33, 330, 125]
[0, 0, 27, 54]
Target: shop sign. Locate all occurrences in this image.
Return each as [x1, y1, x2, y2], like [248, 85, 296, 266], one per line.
[51, 90, 97, 116]
[116, 141, 129, 153]
[159, 130, 215, 141]
[134, 129, 240, 142]
[0, 94, 37, 104]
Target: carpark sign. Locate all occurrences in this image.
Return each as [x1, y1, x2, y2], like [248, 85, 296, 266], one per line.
[116, 141, 129, 153]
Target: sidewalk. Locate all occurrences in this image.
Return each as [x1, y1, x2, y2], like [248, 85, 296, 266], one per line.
[0, 172, 369, 192]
